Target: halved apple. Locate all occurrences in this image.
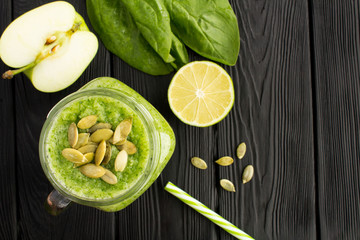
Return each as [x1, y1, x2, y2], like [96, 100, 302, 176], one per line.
[0, 1, 98, 92]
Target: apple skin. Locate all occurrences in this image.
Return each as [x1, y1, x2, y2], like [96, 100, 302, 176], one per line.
[0, 1, 98, 93]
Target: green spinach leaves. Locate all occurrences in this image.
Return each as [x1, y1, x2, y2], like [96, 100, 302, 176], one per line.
[87, 0, 175, 75]
[165, 0, 240, 66]
[86, 0, 239, 75]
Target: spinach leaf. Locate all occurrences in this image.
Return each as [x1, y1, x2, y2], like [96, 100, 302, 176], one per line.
[86, 0, 174, 75]
[121, 0, 173, 63]
[121, 0, 188, 68]
[165, 0, 240, 66]
[170, 33, 189, 69]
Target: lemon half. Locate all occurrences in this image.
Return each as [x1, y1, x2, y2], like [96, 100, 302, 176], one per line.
[168, 61, 235, 127]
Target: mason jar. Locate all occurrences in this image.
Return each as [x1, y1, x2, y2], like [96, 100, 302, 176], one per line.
[39, 77, 175, 214]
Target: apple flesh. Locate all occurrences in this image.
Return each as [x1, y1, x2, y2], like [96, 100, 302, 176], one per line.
[0, 1, 98, 92]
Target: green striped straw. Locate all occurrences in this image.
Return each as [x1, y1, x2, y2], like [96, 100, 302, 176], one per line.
[165, 182, 254, 240]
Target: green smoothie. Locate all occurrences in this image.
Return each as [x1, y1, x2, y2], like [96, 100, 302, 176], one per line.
[41, 77, 175, 212]
[46, 95, 150, 200]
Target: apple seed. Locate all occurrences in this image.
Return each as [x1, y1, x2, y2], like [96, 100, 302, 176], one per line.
[46, 35, 57, 45]
[51, 45, 60, 54]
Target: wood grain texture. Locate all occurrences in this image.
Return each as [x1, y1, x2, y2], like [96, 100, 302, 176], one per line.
[160, 125, 218, 240]
[0, 0, 17, 239]
[310, 0, 360, 239]
[2, 0, 360, 239]
[216, 0, 316, 239]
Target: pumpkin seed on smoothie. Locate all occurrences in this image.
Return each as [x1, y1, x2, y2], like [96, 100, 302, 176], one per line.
[46, 95, 150, 200]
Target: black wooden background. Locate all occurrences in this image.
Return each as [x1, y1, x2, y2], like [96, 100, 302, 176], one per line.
[1, 0, 359, 239]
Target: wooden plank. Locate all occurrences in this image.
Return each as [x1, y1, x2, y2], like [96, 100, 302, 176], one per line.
[158, 123, 218, 240]
[216, 0, 316, 239]
[310, 0, 360, 239]
[0, 0, 17, 239]
[10, 0, 114, 239]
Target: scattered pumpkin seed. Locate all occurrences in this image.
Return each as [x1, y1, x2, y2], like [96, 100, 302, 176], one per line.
[113, 118, 132, 144]
[237, 142, 246, 159]
[73, 133, 90, 149]
[74, 152, 94, 167]
[220, 179, 236, 192]
[101, 169, 118, 184]
[102, 142, 112, 165]
[242, 165, 254, 184]
[79, 164, 106, 178]
[68, 122, 78, 148]
[116, 141, 137, 155]
[215, 156, 234, 166]
[61, 148, 86, 164]
[90, 128, 114, 143]
[77, 115, 98, 129]
[78, 144, 98, 154]
[115, 150, 128, 172]
[95, 140, 106, 166]
[89, 122, 112, 133]
[191, 157, 207, 170]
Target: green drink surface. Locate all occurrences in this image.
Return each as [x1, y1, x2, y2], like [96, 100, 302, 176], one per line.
[46, 95, 150, 200]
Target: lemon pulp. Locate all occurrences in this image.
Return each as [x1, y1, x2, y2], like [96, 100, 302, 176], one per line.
[168, 61, 235, 127]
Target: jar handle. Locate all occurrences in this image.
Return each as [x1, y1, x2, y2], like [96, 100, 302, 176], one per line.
[44, 189, 72, 216]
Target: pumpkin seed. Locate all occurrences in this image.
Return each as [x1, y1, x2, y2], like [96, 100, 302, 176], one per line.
[77, 115, 98, 129]
[220, 179, 236, 192]
[237, 142, 246, 159]
[78, 144, 98, 154]
[113, 118, 132, 144]
[191, 157, 207, 170]
[84, 152, 94, 161]
[95, 140, 106, 166]
[108, 137, 125, 145]
[116, 141, 137, 155]
[112, 125, 122, 144]
[102, 142, 112, 165]
[73, 133, 89, 149]
[68, 122, 78, 148]
[90, 128, 114, 143]
[79, 164, 106, 178]
[74, 152, 94, 167]
[242, 165, 254, 184]
[89, 122, 112, 133]
[215, 156, 234, 166]
[114, 150, 128, 172]
[101, 169, 118, 184]
[86, 141, 98, 146]
[108, 137, 115, 145]
[62, 148, 86, 164]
